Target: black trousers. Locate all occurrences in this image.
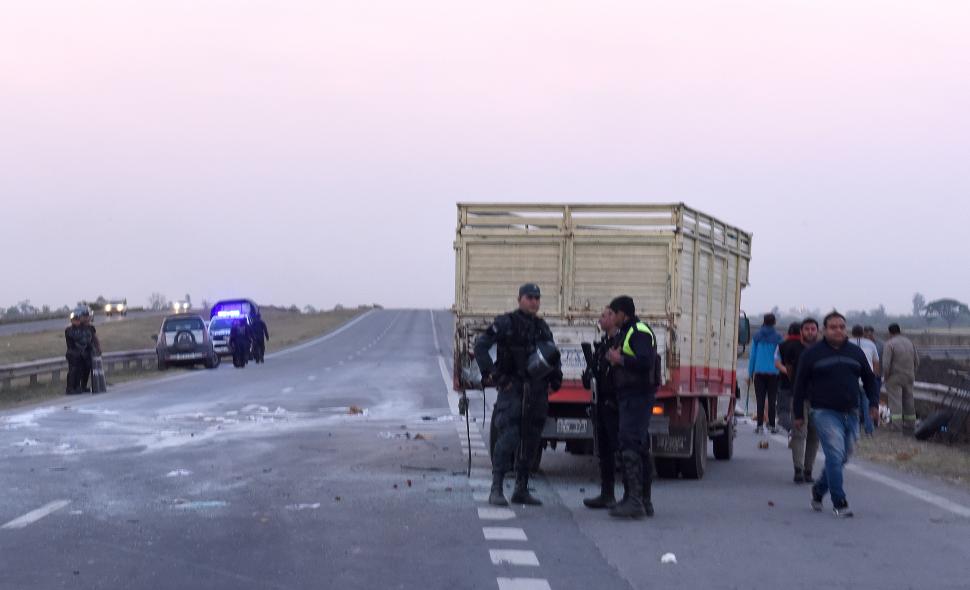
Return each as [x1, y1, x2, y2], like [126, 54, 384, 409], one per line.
[252, 340, 265, 363]
[617, 391, 653, 453]
[491, 383, 548, 477]
[231, 342, 249, 367]
[67, 353, 92, 393]
[754, 373, 779, 427]
[594, 398, 620, 486]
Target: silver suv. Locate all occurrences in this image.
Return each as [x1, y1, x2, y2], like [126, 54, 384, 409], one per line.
[154, 314, 220, 370]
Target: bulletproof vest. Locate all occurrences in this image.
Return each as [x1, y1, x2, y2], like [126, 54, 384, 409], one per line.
[611, 320, 657, 393]
[69, 326, 93, 353]
[495, 312, 543, 379]
[593, 334, 617, 397]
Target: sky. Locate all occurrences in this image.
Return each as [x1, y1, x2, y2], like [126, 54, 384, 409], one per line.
[2, 1, 968, 315]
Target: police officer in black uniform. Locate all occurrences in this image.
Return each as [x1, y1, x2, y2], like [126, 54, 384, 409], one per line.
[474, 283, 562, 507]
[605, 296, 658, 519]
[582, 306, 622, 509]
[250, 313, 269, 364]
[229, 319, 252, 368]
[64, 311, 84, 394]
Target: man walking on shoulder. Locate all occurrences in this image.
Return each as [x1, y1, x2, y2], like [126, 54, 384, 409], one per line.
[777, 318, 819, 483]
[793, 312, 879, 518]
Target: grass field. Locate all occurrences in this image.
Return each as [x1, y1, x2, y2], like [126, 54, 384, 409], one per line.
[0, 307, 368, 410]
[0, 307, 365, 365]
[855, 429, 970, 492]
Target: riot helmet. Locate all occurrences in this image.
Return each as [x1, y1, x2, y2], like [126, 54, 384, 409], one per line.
[527, 340, 560, 380]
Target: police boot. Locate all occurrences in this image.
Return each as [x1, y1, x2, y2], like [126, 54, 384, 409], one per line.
[488, 472, 508, 507]
[583, 459, 616, 509]
[641, 451, 655, 517]
[609, 451, 646, 519]
[510, 471, 542, 506]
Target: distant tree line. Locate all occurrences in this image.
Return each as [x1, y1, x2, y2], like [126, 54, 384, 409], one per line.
[756, 292, 970, 332]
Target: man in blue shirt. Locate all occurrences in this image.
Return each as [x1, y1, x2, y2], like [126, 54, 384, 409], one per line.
[793, 312, 879, 518]
[748, 313, 782, 434]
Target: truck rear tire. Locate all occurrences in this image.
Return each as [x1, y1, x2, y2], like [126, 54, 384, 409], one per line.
[713, 419, 734, 460]
[679, 407, 708, 479]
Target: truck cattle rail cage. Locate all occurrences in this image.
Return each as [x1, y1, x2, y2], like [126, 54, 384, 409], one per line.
[453, 203, 752, 479]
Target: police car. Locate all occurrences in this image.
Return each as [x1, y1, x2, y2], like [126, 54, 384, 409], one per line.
[208, 299, 259, 357]
[154, 314, 220, 370]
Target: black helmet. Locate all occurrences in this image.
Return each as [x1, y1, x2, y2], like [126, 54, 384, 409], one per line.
[527, 340, 560, 380]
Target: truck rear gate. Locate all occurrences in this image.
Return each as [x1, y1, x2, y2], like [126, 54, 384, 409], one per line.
[453, 203, 751, 479]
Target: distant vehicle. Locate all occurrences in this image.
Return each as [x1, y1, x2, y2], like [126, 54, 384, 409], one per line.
[103, 299, 127, 317]
[207, 315, 245, 357]
[210, 298, 259, 321]
[154, 313, 220, 370]
[171, 301, 191, 313]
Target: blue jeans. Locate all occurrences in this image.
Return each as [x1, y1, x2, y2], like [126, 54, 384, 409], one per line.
[859, 388, 874, 434]
[811, 408, 859, 506]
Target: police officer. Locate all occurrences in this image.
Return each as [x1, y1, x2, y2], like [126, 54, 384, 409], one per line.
[64, 310, 83, 394]
[605, 295, 658, 519]
[65, 307, 97, 393]
[229, 319, 251, 368]
[474, 283, 562, 507]
[582, 306, 622, 509]
[77, 308, 101, 392]
[250, 313, 269, 364]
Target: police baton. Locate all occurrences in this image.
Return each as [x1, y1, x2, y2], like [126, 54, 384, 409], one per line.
[458, 390, 472, 477]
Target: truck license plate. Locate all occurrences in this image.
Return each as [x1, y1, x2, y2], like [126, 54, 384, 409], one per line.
[653, 433, 690, 454]
[556, 418, 589, 435]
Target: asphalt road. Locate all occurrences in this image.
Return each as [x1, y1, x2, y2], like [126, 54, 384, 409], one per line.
[0, 310, 166, 337]
[2, 309, 969, 590]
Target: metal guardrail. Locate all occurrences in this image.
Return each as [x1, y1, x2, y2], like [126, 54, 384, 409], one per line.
[918, 345, 970, 361]
[0, 350, 156, 392]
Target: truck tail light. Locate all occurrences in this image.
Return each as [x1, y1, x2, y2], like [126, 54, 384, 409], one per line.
[652, 405, 665, 416]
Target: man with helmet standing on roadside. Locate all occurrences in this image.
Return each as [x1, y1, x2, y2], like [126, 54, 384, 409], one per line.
[605, 295, 658, 519]
[65, 306, 99, 393]
[474, 283, 563, 507]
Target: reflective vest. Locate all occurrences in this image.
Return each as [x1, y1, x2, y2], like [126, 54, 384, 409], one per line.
[622, 322, 655, 357]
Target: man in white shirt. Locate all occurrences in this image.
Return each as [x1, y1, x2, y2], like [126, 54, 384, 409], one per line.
[850, 325, 880, 434]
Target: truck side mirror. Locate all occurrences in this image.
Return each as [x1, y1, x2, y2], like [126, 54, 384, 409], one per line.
[738, 314, 751, 347]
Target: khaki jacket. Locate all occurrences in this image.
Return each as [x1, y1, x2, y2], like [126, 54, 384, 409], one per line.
[883, 335, 918, 382]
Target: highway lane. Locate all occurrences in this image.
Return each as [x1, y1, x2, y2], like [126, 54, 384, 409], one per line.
[0, 310, 166, 337]
[2, 308, 969, 589]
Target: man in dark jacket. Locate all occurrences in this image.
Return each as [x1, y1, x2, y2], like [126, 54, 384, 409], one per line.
[776, 318, 820, 483]
[582, 306, 621, 509]
[250, 313, 269, 363]
[474, 283, 562, 507]
[605, 295, 658, 519]
[793, 312, 879, 518]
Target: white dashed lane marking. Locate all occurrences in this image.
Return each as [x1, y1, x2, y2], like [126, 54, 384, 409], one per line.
[2, 500, 71, 530]
[490, 550, 539, 566]
[478, 507, 516, 521]
[497, 578, 553, 590]
[483, 527, 528, 541]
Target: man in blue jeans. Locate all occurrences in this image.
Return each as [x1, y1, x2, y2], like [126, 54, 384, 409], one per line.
[793, 311, 879, 518]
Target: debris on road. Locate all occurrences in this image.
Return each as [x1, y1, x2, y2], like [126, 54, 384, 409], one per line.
[661, 553, 678, 565]
[286, 503, 321, 511]
[348, 405, 365, 415]
[758, 439, 770, 449]
[13, 438, 39, 447]
[166, 469, 192, 477]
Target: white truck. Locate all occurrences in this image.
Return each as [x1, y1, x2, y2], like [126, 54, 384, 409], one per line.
[453, 203, 752, 479]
